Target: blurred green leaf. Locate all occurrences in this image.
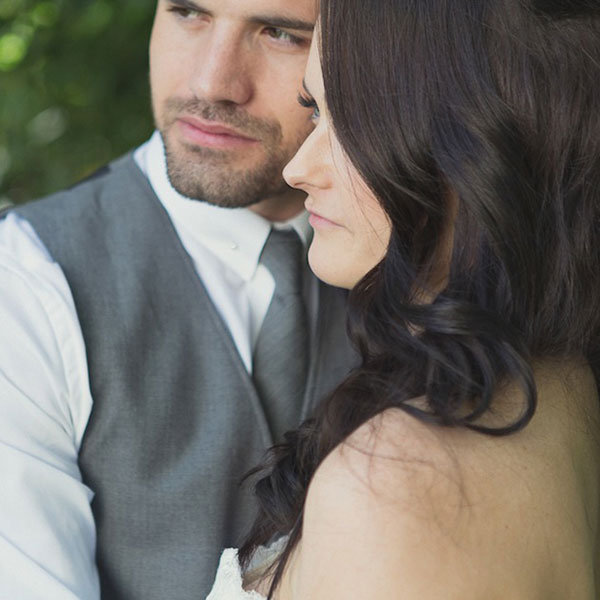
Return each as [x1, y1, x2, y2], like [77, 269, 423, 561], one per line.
[0, 32, 28, 70]
[0, 0, 155, 204]
[30, 2, 60, 28]
[73, 1, 114, 38]
[0, 0, 26, 21]
[0, 145, 11, 185]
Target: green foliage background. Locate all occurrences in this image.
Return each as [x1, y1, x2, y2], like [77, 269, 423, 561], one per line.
[0, 0, 156, 207]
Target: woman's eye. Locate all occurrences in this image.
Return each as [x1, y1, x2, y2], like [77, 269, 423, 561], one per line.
[264, 27, 304, 46]
[297, 93, 320, 122]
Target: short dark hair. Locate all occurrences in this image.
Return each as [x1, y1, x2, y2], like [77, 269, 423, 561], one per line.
[241, 1, 600, 594]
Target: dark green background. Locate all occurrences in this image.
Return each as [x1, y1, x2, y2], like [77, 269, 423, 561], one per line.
[0, 0, 156, 207]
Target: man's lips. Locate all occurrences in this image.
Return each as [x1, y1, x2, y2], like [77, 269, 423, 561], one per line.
[176, 116, 258, 148]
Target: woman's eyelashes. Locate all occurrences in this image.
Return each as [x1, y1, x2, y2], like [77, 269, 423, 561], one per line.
[297, 92, 320, 122]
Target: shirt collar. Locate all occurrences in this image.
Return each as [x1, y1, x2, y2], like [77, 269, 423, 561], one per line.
[135, 131, 311, 282]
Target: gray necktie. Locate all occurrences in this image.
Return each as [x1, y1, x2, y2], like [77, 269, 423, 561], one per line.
[253, 228, 309, 441]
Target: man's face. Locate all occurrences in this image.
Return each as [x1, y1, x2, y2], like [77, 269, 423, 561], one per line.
[150, 0, 316, 209]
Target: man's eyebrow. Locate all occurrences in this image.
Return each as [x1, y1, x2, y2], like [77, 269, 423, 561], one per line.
[165, 0, 210, 14]
[248, 15, 315, 32]
[164, 1, 314, 33]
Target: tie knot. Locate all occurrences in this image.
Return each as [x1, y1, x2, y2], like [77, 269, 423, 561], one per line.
[259, 229, 305, 296]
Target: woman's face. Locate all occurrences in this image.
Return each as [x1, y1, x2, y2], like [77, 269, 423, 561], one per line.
[283, 37, 391, 289]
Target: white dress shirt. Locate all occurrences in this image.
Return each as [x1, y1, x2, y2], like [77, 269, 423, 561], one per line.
[0, 131, 313, 599]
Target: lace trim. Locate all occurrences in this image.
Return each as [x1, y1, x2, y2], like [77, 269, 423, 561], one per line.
[206, 537, 288, 600]
[206, 548, 266, 599]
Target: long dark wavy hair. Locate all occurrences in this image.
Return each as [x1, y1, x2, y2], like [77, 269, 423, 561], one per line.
[239, 0, 600, 595]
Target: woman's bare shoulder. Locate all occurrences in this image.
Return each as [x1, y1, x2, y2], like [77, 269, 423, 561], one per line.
[296, 363, 599, 599]
[314, 359, 600, 512]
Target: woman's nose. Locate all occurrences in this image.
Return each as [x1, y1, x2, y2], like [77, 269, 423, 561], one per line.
[283, 125, 330, 191]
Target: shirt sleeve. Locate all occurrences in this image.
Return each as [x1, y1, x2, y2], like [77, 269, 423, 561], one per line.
[0, 214, 99, 599]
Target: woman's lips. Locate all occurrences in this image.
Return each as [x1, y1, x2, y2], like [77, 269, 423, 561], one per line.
[176, 117, 258, 149]
[307, 210, 343, 229]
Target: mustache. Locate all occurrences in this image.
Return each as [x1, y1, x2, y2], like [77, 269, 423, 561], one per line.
[164, 97, 282, 142]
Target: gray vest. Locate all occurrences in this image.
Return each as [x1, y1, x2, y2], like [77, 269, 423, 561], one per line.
[9, 154, 356, 600]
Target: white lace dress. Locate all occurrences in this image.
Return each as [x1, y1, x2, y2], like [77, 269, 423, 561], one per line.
[205, 537, 287, 600]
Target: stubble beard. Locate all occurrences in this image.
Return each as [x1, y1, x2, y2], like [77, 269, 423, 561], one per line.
[157, 97, 306, 208]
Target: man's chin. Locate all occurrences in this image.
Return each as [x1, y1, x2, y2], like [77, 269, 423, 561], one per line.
[161, 129, 292, 207]
[166, 169, 250, 207]
[165, 158, 287, 208]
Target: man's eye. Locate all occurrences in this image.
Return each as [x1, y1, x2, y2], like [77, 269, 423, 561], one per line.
[168, 6, 200, 19]
[264, 27, 303, 46]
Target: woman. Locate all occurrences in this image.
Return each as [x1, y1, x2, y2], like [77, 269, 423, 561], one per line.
[207, 0, 600, 597]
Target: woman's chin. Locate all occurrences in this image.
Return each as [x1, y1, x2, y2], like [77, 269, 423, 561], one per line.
[307, 243, 356, 290]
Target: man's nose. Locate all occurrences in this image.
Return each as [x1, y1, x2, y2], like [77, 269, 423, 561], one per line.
[189, 31, 254, 106]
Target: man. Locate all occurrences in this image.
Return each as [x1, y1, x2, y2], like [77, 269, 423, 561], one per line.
[0, 1, 354, 599]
